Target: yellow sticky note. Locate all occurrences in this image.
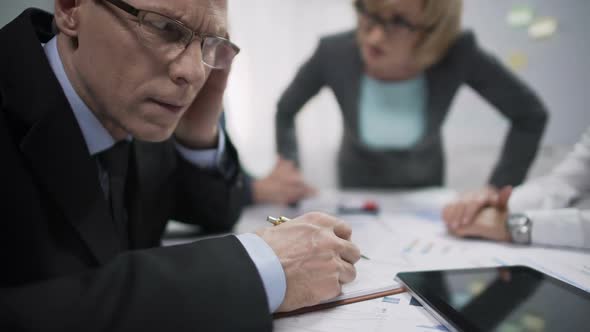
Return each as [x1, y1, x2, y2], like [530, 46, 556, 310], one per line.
[528, 17, 558, 39]
[507, 5, 535, 27]
[507, 52, 529, 71]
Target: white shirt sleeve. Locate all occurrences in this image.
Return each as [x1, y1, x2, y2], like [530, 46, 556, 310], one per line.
[524, 209, 590, 249]
[509, 127, 590, 250]
[235, 234, 286, 312]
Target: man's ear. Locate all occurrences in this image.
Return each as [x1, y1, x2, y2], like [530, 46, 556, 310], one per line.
[53, 0, 82, 38]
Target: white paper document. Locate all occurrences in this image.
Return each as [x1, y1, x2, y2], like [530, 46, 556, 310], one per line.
[275, 292, 446, 332]
[274, 208, 590, 331]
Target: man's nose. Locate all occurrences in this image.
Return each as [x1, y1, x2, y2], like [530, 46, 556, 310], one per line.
[168, 41, 207, 87]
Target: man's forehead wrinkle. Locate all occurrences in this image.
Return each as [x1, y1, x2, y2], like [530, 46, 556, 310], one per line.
[188, 2, 227, 36]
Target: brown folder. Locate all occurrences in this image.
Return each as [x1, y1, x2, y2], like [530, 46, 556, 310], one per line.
[273, 287, 407, 319]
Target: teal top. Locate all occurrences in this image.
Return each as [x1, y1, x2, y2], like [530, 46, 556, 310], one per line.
[359, 74, 427, 149]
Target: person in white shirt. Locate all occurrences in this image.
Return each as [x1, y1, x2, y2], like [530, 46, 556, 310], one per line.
[442, 126, 590, 250]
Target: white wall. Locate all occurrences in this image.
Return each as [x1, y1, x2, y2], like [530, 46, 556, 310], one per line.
[226, 0, 355, 184]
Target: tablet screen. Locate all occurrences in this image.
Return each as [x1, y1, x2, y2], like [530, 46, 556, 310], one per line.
[397, 266, 590, 332]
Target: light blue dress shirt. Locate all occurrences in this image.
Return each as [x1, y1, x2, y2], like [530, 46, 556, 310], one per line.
[44, 37, 285, 312]
[359, 74, 427, 149]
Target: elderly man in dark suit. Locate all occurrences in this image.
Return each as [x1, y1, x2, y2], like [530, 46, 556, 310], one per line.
[0, 0, 360, 330]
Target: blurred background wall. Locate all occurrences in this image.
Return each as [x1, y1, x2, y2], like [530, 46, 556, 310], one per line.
[0, 0, 53, 24]
[3, 0, 589, 190]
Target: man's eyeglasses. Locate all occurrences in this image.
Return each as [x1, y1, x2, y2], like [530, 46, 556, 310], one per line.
[103, 0, 240, 69]
[354, 0, 434, 35]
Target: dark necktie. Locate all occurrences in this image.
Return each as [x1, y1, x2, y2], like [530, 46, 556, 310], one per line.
[98, 141, 130, 249]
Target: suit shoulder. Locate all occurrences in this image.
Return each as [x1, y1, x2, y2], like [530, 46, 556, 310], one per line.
[434, 30, 481, 70]
[446, 30, 478, 59]
[316, 29, 357, 54]
[455, 30, 477, 47]
[319, 30, 356, 46]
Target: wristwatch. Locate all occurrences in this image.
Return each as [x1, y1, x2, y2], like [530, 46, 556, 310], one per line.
[506, 213, 532, 245]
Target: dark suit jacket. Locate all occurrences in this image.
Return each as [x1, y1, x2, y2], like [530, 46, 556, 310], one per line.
[0, 9, 272, 331]
[276, 30, 548, 188]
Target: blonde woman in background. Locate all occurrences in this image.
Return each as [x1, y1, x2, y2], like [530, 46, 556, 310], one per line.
[276, 0, 548, 189]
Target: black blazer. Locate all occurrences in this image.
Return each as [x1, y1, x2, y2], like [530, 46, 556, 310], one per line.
[276, 30, 548, 188]
[0, 9, 272, 331]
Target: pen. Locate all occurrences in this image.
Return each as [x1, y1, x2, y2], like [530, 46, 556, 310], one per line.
[266, 215, 291, 226]
[266, 215, 370, 260]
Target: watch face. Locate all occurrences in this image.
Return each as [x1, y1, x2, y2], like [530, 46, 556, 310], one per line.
[509, 214, 528, 227]
[508, 214, 531, 244]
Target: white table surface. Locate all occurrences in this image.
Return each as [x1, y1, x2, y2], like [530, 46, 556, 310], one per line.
[164, 188, 590, 331]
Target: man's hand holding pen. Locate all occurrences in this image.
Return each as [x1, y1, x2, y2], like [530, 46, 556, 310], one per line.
[255, 212, 361, 312]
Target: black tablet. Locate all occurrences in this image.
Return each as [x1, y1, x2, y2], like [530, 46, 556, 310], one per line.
[396, 266, 590, 332]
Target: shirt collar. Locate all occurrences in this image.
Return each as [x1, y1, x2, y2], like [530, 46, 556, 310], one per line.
[44, 36, 118, 156]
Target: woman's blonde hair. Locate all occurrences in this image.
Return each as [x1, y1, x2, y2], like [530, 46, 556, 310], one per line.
[361, 0, 463, 68]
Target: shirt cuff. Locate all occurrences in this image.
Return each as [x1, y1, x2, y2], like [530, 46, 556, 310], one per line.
[174, 128, 226, 170]
[526, 208, 585, 248]
[235, 233, 286, 313]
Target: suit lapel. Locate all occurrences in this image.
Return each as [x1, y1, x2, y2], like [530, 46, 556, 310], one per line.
[339, 34, 364, 139]
[20, 109, 124, 264]
[1, 9, 123, 264]
[424, 64, 445, 137]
